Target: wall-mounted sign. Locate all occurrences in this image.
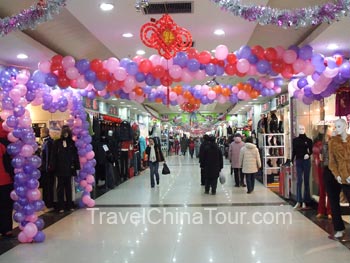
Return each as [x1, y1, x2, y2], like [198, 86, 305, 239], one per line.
[83, 98, 99, 111]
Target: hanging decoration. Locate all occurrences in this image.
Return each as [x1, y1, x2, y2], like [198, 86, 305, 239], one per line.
[210, 0, 350, 28]
[0, 0, 66, 37]
[140, 14, 193, 59]
[180, 101, 200, 113]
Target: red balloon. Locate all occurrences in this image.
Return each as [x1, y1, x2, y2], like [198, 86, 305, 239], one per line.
[210, 58, 218, 65]
[198, 51, 211, 64]
[90, 59, 103, 72]
[58, 76, 70, 88]
[106, 80, 119, 92]
[225, 64, 236, 75]
[226, 53, 237, 64]
[161, 74, 173, 86]
[50, 64, 63, 73]
[97, 69, 110, 82]
[271, 60, 284, 73]
[139, 59, 153, 73]
[281, 64, 294, 79]
[217, 60, 225, 67]
[51, 55, 63, 66]
[251, 45, 265, 59]
[187, 48, 199, 60]
[264, 47, 277, 61]
[152, 65, 166, 78]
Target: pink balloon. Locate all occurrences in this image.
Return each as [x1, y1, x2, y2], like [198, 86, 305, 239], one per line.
[237, 90, 246, 100]
[10, 190, 18, 201]
[23, 222, 38, 238]
[292, 59, 306, 73]
[215, 45, 229, 60]
[176, 95, 185, 105]
[66, 67, 80, 80]
[195, 70, 206, 80]
[80, 180, 88, 187]
[265, 80, 274, 89]
[18, 116, 32, 128]
[62, 56, 76, 69]
[129, 91, 136, 100]
[124, 76, 136, 90]
[7, 132, 18, 142]
[149, 54, 161, 66]
[27, 189, 41, 201]
[274, 87, 282, 94]
[236, 59, 250, 74]
[0, 110, 12, 122]
[82, 195, 91, 204]
[18, 231, 31, 243]
[76, 75, 88, 89]
[26, 214, 38, 222]
[38, 61, 51, 73]
[169, 91, 177, 101]
[86, 174, 95, 184]
[323, 67, 339, 78]
[9, 88, 21, 102]
[274, 46, 285, 59]
[20, 144, 34, 157]
[247, 65, 257, 75]
[181, 69, 194, 83]
[283, 50, 297, 64]
[87, 199, 95, 208]
[135, 95, 145, 103]
[86, 151, 95, 160]
[231, 86, 239, 93]
[207, 90, 216, 100]
[85, 184, 93, 192]
[106, 57, 120, 72]
[97, 90, 107, 97]
[169, 65, 182, 79]
[113, 67, 127, 81]
[217, 95, 227, 104]
[16, 74, 29, 85]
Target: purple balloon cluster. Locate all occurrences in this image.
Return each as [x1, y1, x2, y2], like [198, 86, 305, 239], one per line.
[288, 55, 348, 105]
[69, 94, 96, 208]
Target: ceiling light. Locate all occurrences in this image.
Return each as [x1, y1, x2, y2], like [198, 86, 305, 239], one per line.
[136, 49, 145, 55]
[122, 33, 133, 38]
[17, 53, 28, 59]
[120, 101, 125, 104]
[327, 43, 338, 50]
[211, 49, 216, 53]
[112, 98, 117, 101]
[100, 3, 114, 11]
[214, 29, 225, 36]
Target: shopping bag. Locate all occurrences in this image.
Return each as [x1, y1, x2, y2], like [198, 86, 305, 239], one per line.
[219, 171, 226, 184]
[162, 162, 171, 175]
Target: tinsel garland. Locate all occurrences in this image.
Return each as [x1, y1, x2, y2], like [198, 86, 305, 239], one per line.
[0, 0, 67, 37]
[210, 0, 350, 28]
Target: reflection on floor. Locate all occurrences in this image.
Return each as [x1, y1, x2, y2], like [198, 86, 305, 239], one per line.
[0, 155, 349, 263]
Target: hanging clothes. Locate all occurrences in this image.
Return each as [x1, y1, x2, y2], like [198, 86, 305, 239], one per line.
[335, 88, 350, 117]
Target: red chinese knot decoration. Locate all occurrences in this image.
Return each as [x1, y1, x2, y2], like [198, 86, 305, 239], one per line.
[140, 14, 193, 59]
[180, 102, 200, 113]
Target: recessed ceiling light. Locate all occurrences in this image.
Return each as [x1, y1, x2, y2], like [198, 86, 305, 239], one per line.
[211, 49, 216, 53]
[120, 101, 125, 104]
[100, 3, 114, 11]
[214, 29, 225, 36]
[122, 33, 133, 38]
[17, 53, 28, 59]
[136, 49, 145, 55]
[327, 43, 339, 50]
[253, 98, 258, 101]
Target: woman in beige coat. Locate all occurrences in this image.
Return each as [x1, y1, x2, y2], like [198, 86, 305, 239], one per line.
[239, 137, 261, 193]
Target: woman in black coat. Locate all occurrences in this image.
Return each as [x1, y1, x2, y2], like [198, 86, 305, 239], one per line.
[50, 125, 80, 212]
[201, 136, 223, 195]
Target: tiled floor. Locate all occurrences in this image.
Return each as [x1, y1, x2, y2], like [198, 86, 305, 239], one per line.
[0, 155, 349, 263]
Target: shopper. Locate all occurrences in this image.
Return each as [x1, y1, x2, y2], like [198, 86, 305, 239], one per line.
[194, 137, 201, 158]
[40, 127, 55, 211]
[145, 137, 164, 188]
[239, 136, 261, 194]
[201, 135, 223, 195]
[180, 135, 188, 156]
[199, 135, 210, 186]
[50, 125, 80, 213]
[0, 122, 14, 238]
[228, 133, 245, 187]
[188, 138, 195, 158]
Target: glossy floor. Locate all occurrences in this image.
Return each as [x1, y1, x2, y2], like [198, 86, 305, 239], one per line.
[1, 155, 349, 263]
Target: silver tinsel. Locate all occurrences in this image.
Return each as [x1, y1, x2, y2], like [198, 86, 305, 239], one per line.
[210, 0, 350, 28]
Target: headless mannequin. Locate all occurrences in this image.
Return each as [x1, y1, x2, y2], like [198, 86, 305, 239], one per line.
[328, 119, 350, 238]
[292, 125, 313, 209]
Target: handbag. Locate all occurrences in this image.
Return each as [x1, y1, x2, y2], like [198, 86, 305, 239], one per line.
[219, 171, 226, 184]
[162, 162, 171, 175]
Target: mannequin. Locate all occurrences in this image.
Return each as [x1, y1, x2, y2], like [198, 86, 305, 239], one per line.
[327, 119, 350, 238]
[292, 125, 313, 209]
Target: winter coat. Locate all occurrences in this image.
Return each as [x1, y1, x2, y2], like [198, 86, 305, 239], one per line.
[201, 141, 223, 178]
[0, 124, 12, 186]
[50, 138, 80, 177]
[239, 143, 261, 174]
[40, 136, 54, 173]
[180, 137, 188, 152]
[189, 140, 195, 151]
[228, 138, 245, 168]
[329, 135, 350, 184]
[145, 144, 165, 163]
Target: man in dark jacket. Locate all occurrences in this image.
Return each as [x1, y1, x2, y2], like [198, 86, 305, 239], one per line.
[199, 135, 210, 186]
[50, 125, 80, 213]
[201, 135, 223, 195]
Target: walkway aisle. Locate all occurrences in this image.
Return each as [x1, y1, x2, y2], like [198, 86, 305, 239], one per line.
[1, 155, 349, 263]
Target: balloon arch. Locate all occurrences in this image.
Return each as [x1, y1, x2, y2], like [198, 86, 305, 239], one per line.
[0, 43, 349, 243]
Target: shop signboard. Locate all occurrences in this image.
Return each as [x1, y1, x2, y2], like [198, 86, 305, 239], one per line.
[83, 98, 99, 111]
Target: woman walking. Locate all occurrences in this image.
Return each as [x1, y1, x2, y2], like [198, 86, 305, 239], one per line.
[145, 137, 165, 188]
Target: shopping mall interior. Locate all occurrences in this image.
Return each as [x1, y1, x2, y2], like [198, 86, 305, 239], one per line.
[0, 0, 350, 262]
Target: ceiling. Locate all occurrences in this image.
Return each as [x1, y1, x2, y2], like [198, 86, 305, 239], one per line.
[0, 0, 349, 116]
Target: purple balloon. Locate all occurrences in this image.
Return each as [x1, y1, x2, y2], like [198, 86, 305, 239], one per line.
[33, 231, 46, 243]
[27, 178, 39, 189]
[339, 61, 350, 79]
[94, 80, 105, 91]
[256, 60, 271, 74]
[76, 59, 90, 73]
[238, 45, 252, 59]
[126, 62, 138, 75]
[297, 78, 308, 89]
[13, 211, 26, 223]
[302, 95, 313, 105]
[45, 73, 58, 87]
[34, 218, 45, 230]
[187, 59, 200, 72]
[298, 45, 313, 60]
[173, 52, 188, 68]
[85, 70, 97, 82]
[119, 58, 132, 68]
[135, 72, 145, 82]
[145, 74, 155, 86]
[205, 63, 216, 76]
[12, 156, 25, 168]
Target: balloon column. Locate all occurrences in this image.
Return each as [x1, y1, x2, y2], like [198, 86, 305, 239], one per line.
[0, 66, 96, 243]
